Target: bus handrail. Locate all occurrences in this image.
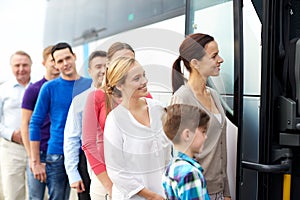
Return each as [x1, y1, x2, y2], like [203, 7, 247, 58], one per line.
[242, 160, 291, 173]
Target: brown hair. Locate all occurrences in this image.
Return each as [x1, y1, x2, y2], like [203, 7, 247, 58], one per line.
[172, 33, 214, 93]
[162, 104, 210, 144]
[107, 42, 134, 63]
[43, 45, 54, 62]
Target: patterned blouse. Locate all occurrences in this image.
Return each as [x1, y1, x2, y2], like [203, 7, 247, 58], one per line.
[162, 151, 210, 200]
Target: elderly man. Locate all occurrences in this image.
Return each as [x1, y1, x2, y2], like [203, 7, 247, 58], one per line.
[0, 51, 32, 200]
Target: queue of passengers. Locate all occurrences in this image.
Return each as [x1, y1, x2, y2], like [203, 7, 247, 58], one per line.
[0, 33, 231, 200]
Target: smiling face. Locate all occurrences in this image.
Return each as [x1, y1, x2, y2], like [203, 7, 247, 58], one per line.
[88, 56, 107, 88]
[52, 48, 77, 79]
[204, 41, 224, 76]
[118, 61, 148, 100]
[194, 40, 224, 78]
[10, 53, 32, 85]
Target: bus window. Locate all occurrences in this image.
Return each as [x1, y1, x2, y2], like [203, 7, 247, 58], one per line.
[186, 0, 235, 115]
[186, 1, 237, 199]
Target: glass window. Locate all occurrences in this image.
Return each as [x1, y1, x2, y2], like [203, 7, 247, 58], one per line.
[43, 0, 185, 47]
[186, 0, 234, 114]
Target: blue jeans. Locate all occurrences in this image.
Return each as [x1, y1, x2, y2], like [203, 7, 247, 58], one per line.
[27, 151, 47, 200]
[46, 154, 70, 200]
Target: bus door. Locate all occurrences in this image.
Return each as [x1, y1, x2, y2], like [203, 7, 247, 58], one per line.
[186, 0, 299, 200]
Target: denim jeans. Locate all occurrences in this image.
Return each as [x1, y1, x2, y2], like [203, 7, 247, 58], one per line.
[46, 154, 70, 200]
[27, 151, 47, 200]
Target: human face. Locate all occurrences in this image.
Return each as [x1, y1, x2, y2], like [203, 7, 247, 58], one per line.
[43, 54, 60, 80]
[205, 41, 224, 76]
[190, 126, 207, 154]
[119, 62, 148, 100]
[196, 41, 224, 77]
[10, 54, 31, 85]
[88, 56, 106, 88]
[53, 48, 77, 79]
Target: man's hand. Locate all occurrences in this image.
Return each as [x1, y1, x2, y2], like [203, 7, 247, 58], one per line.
[31, 162, 47, 183]
[12, 130, 23, 145]
[70, 180, 85, 193]
[28, 158, 33, 172]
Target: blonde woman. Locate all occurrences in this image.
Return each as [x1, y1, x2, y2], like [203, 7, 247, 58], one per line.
[82, 43, 151, 199]
[104, 57, 172, 200]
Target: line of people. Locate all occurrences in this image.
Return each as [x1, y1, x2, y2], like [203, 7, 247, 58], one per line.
[0, 32, 232, 200]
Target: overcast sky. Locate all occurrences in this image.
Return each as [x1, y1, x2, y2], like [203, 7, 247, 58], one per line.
[0, 0, 46, 83]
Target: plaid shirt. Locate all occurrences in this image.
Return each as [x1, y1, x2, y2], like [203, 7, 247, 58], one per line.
[162, 151, 210, 200]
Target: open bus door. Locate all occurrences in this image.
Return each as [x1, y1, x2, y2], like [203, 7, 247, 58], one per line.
[277, 38, 300, 200]
[238, 0, 300, 200]
[186, 0, 300, 199]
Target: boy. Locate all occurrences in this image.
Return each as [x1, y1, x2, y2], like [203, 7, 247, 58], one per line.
[161, 104, 210, 200]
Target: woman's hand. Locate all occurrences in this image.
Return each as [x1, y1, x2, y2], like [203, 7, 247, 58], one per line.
[137, 188, 166, 200]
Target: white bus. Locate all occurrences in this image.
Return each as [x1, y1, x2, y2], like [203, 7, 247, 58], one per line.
[43, 1, 300, 199]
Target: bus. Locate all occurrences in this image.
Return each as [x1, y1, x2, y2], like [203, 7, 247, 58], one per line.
[43, 0, 300, 199]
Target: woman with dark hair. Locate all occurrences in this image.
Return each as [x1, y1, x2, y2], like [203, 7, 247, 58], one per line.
[171, 33, 231, 200]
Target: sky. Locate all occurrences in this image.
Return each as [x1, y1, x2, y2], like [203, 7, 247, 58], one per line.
[0, 0, 46, 83]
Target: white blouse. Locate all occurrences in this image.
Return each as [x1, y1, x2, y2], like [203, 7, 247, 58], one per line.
[104, 98, 172, 200]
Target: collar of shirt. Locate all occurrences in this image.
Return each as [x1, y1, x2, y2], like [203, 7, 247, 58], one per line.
[176, 151, 204, 172]
[8, 78, 32, 89]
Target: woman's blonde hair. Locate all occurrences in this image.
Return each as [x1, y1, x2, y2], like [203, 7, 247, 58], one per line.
[103, 56, 136, 115]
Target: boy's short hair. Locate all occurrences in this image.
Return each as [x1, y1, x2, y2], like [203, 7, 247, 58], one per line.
[162, 104, 210, 144]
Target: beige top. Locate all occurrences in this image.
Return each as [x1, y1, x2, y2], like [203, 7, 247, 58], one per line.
[170, 84, 230, 197]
